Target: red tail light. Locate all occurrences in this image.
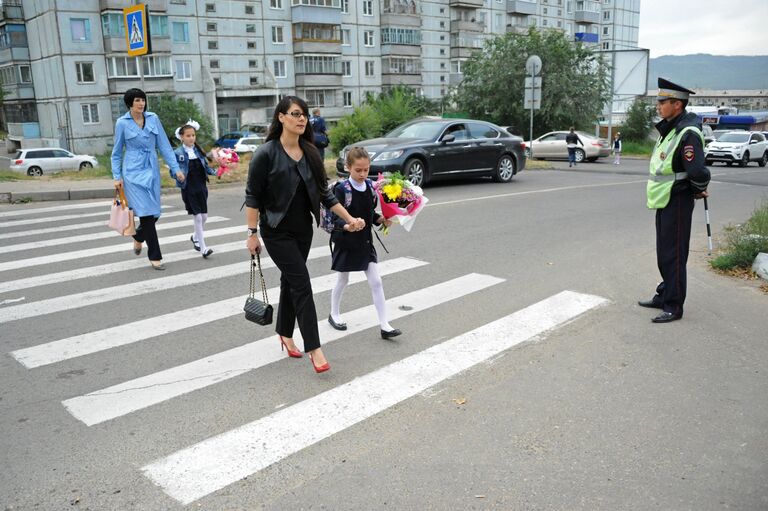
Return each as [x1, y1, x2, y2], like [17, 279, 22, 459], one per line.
[14, 159, 23, 164]
[591, 142, 602, 147]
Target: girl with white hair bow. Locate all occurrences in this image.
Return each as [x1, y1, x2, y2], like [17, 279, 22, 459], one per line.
[172, 119, 218, 258]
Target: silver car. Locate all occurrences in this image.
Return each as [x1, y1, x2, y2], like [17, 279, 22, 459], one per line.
[10, 148, 98, 176]
[524, 131, 611, 162]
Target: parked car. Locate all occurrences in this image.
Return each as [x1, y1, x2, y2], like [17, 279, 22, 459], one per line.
[523, 131, 611, 162]
[9, 148, 98, 176]
[335, 117, 526, 187]
[214, 130, 254, 149]
[704, 131, 768, 167]
[233, 136, 263, 153]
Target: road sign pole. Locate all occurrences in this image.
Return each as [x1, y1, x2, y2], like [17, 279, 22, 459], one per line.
[529, 74, 534, 158]
[524, 55, 542, 160]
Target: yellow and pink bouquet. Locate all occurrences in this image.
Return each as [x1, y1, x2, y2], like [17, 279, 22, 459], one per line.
[373, 171, 428, 232]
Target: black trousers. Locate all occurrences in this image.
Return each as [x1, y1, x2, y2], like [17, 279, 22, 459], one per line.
[133, 215, 162, 261]
[654, 192, 695, 316]
[261, 227, 321, 352]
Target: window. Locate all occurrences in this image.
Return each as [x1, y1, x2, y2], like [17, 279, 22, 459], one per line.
[205, 3, 215, 12]
[82, 103, 99, 124]
[362, 0, 373, 15]
[273, 60, 286, 77]
[342, 29, 351, 45]
[107, 56, 139, 77]
[171, 22, 189, 42]
[245, 4, 255, 14]
[210, 60, 219, 69]
[295, 55, 341, 74]
[603, 26, 609, 35]
[363, 30, 374, 46]
[300, 89, 336, 108]
[383, 57, 420, 74]
[291, 0, 341, 6]
[18, 65, 31, 83]
[270, 0, 283, 6]
[101, 13, 124, 37]
[246, 24, 256, 33]
[208, 40, 218, 49]
[381, 28, 420, 45]
[142, 56, 172, 76]
[248, 60, 257, 68]
[75, 62, 94, 83]
[341, 60, 351, 76]
[175, 60, 192, 80]
[341, 0, 349, 13]
[149, 15, 169, 37]
[213, 77, 220, 85]
[70, 18, 91, 42]
[207, 23, 217, 32]
[602, 42, 610, 49]
[343, 91, 352, 107]
[365, 60, 375, 76]
[247, 41, 257, 49]
[603, 10, 610, 19]
[250, 76, 259, 85]
[272, 26, 284, 43]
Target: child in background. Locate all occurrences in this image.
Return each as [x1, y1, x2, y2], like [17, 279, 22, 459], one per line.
[327, 147, 401, 339]
[173, 120, 217, 258]
[612, 132, 622, 165]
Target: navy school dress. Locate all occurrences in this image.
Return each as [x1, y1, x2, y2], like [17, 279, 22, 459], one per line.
[331, 183, 378, 272]
[181, 157, 209, 215]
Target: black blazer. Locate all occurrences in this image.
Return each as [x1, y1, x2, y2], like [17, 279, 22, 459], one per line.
[245, 140, 338, 228]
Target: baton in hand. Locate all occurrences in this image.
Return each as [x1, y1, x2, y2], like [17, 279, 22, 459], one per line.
[703, 196, 713, 255]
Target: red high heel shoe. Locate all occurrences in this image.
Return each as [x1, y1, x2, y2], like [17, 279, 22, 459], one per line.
[279, 335, 303, 358]
[308, 352, 330, 374]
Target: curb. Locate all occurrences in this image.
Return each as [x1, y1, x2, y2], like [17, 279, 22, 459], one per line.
[2, 188, 116, 203]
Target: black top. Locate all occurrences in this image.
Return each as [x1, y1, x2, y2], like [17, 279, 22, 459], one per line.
[331, 183, 379, 272]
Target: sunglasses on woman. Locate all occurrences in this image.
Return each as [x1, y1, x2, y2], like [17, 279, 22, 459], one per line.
[287, 111, 309, 119]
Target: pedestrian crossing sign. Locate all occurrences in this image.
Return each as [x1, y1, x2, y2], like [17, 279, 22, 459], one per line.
[123, 5, 150, 56]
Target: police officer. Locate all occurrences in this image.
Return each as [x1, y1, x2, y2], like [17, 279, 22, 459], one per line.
[639, 78, 710, 323]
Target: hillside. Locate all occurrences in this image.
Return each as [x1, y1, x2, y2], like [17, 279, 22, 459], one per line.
[648, 54, 768, 90]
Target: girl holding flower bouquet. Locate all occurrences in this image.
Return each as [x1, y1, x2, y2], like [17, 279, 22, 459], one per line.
[173, 120, 217, 258]
[327, 147, 402, 339]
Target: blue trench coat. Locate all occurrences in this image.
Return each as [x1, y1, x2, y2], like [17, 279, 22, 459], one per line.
[111, 111, 180, 218]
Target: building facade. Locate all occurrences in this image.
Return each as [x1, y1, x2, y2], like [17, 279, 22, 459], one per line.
[0, 0, 639, 154]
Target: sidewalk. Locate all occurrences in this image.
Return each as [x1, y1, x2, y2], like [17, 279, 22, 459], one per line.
[0, 178, 117, 203]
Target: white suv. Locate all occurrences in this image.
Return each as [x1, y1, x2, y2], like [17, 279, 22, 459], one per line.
[9, 148, 98, 176]
[705, 131, 768, 167]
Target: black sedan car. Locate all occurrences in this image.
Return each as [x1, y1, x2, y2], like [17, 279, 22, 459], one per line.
[335, 117, 526, 187]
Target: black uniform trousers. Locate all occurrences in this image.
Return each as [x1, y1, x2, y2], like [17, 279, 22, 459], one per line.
[133, 215, 162, 261]
[654, 191, 695, 316]
[261, 227, 321, 352]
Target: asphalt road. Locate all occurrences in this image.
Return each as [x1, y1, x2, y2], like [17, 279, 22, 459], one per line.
[1, 157, 766, 510]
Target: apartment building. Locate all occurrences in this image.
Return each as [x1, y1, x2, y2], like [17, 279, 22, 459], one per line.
[0, 0, 639, 154]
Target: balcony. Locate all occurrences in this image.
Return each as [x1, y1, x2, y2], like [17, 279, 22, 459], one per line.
[380, 43, 420, 57]
[506, 24, 529, 35]
[7, 122, 40, 139]
[449, 73, 464, 86]
[449, 0, 483, 7]
[382, 74, 421, 87]
[100, 0, 167, 11]
[450, 19, 485, 33]
[1, 82, 35, 101]
[0, 0, 23, 21]
[507, 0, 537, 15]
[0, 45, 29, 64]
[292, 40, 341, 54]
[380, 13, 421, 28]
[295, 74, 342, 88]
[291, 5, 342, 25]
[102, 36, 171, 54]
[574, 9, 600, 23]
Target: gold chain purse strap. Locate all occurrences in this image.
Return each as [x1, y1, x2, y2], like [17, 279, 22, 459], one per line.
[249, 252, 269, 304]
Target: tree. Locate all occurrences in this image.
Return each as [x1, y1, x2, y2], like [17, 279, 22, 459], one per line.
[147, 94, 214, 146]
[451, 28, 611, 137]
[621, 99, 656, 142]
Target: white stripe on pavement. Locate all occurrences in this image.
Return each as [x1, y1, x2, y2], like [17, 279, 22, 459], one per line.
[0, 210, 188, 240]
[0, 206, 171, 229]
[0, 225, 243, 273]
[142, 290, 609, 505]
[11, 257, 427, 368]
[0, 240, 245, 294]
[0, 243, 324, 324]
[0, 216, 228, 254]
[0, 200, 111, 219]
[62, 272, 499, 426]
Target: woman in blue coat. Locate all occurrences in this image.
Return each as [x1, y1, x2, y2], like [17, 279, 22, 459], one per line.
[112, 88, 182, 270]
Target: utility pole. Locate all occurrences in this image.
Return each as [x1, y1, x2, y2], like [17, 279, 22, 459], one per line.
[524, 55, 542, 158]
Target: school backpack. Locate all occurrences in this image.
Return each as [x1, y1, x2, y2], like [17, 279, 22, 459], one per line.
[319, 178, 375, 234]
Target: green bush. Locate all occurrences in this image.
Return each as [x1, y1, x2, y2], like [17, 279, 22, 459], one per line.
[620, 140, 655, 156]
[329, 105, 382, 155]
[711, 199, 768, 270]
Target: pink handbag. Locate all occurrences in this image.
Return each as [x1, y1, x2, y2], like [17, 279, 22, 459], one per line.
[108, 188, 136, 236]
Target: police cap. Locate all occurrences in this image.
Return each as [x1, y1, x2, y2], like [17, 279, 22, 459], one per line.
[657, 77, 696, 101]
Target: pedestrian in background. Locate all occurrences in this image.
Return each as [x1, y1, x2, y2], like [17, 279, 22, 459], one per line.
[638, 78, 710, 323]
[245, 96, 365, 374]
[112, 88, 181, 271]
[327, 147, 400, 340]
[309, 108, 329, 161]
[173, 119, 217, 258]
[612, 132, 622, 165]
[565, 127, 583, 167]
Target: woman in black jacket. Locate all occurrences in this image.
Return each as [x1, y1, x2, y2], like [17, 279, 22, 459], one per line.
[245, 96, 364, 373]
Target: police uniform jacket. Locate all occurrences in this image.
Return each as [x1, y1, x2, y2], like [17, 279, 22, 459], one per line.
[654, 111, 710, 196]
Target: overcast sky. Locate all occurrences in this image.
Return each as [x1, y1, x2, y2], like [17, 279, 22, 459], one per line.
[638, 0, 768, 58]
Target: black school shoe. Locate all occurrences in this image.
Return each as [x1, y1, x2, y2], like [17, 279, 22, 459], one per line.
[328, 315, 347, 331]
[638, 298, 663, 309]
[190, 235, 201, 251]
[202, 248, 214, 259]
[380, 328, 402, 340]
[651, 311, 682, 323]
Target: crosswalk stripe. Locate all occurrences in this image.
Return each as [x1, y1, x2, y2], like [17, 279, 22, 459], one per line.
[0, 240, 245, 294]
[10, 257, 428, 368]
[0, 200, 110, 219]
[142, 290, 609, 504]
[62, 272, 499, 426]
[0, 225, 243, 273]
[0, 206, 172, 229]
[0, 216, 228, 253]
[0, 243, 325, 324]
[0, 210, 189, 240]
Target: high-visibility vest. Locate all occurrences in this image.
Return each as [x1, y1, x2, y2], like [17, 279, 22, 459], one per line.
[646, 126, 704, 209]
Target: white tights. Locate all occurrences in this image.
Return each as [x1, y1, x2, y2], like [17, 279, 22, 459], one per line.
[192, 213, 208, 252]
[330, 262, 393, 331]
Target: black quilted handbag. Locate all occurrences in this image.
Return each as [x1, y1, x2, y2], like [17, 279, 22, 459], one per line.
[244, 252, 273, 325]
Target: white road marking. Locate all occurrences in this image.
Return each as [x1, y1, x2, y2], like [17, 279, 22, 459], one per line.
[0, 216, 227, 254]
[0, 210, 188, 240]
[0, 206, 171, 229]
[142, 290, 609, 505]
[0, 200, 112, 219]
[62, 273, 500, 426]
[0, 297, 25, 306]
[0, 225, 243, 273]
[11, 257, 427, 368]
